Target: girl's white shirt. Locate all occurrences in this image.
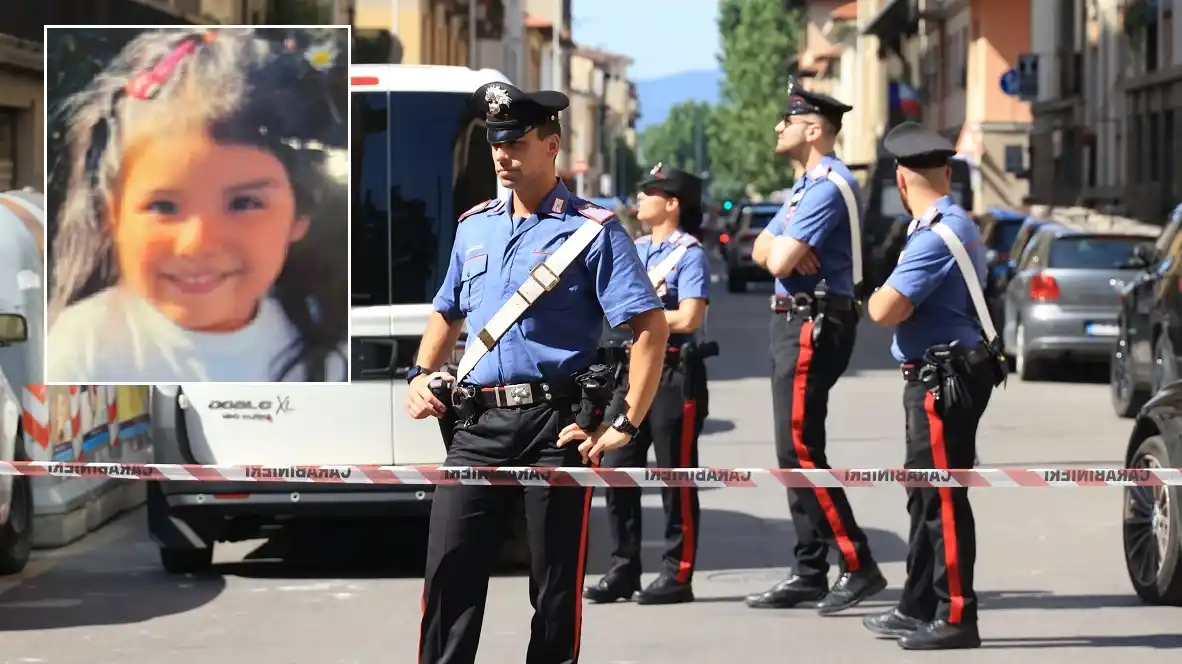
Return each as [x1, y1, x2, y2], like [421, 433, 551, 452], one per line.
[46, 288, 347, 383]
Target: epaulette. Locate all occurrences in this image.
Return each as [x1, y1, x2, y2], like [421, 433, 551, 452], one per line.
[575, 202, 615, 224]
[458, 198, 503, 222]
[674, 232, 700, 247]
[809, 163, 831, 179]
[912, 206, 943, 233]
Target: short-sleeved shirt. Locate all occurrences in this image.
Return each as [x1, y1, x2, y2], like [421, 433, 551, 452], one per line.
[634, 228, 710, 347]
[765, 154, 862, 297]
[432, 179, 663, 386]
[886, 196, 987, 362]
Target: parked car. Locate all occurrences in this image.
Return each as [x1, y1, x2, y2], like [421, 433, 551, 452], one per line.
[723, 202, 781, 292]
[980, 209, 1032, 334]
[1002, 227, 1155, 381]
[1110, 204, 1182, 417]
[1121, 381, 1182, 605]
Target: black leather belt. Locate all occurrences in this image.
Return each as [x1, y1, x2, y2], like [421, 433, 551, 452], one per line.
[900, 343, 993, 381]
[474, 379, 578, 408]
[771, 293, 854, 314]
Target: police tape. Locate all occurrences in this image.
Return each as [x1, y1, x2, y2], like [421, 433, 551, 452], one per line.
[0, 461, 1179, 488]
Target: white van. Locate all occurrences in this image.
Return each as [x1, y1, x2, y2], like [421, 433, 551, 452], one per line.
[147, 65, 511, 573]
[0, 189, 45, 574]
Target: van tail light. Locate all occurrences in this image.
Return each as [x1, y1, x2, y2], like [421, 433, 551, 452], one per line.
[1030, 273, 1060, 302]
[719, 233, 730, 244]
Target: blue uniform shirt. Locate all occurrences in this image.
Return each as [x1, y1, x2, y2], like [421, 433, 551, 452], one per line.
[432, 180, 662, 386]
[634, 228, 711, 347]
[886, 196, 987, 362]
[765, 154, 863, 297]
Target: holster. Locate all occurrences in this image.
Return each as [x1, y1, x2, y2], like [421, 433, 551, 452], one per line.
[918, 342, 977, 419]
[679, 340, 719, 399]
[985, 335, 1009, 388]
[428, 366, 461, 450]
[574, 363, 619, 431]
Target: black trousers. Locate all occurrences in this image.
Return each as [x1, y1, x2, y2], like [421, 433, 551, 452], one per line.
[898, 366, 994, 626]
[419, 402, 591, 664]
[602, 360, 709, 583]
[770, 310, 875, 578]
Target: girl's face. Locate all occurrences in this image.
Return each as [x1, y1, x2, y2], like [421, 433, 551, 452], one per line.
[112, 127, 309, 332]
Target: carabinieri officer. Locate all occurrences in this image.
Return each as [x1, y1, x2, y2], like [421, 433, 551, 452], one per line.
[862, 122, 1003, 650]
[405, 82, 669, 664]
[584, 164, 712, 606]
[746, 77, 886, 614]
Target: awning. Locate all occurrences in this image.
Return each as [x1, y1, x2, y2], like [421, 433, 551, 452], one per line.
[861, 0, 913, 39]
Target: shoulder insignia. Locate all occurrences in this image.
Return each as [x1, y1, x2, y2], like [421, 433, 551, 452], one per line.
[459, 199, 497, 222]
[809, 163, 831, 179]
[576, 203, 615, 224]
[676, 233, 701, 247]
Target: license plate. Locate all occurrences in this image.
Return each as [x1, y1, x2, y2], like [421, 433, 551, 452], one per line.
[1085, 323, 1119, 336]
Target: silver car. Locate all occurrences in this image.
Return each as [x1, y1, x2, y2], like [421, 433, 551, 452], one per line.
[1002, 227, 1155, 381]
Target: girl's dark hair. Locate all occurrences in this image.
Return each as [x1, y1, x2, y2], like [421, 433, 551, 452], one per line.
[49, 27, 348, 381]
[676, 195, 704, 239]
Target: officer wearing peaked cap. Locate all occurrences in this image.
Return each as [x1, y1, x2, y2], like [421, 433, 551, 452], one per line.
[746, 76, 887, 615]
[862, 122, 1006, 650]
[406, 80, 669, 664]
[585, 163, 714, 606]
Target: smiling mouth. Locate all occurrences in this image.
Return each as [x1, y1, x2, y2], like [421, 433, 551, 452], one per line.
[161, 271, 240, 295]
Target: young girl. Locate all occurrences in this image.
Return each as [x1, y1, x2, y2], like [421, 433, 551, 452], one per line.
[47, 28, 348, 383]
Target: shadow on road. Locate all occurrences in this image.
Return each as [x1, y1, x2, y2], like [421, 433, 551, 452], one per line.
[0, 570, 226, 632]
[982, 633, 1182, 649]
[701, 418, 735, 435]
[686, 588, 1156, 613]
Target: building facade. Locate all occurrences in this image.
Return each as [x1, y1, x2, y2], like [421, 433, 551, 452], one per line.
[1032, 0, 1180, 221]
[799, 1, 876, 165]
[569, 47, 637, 198]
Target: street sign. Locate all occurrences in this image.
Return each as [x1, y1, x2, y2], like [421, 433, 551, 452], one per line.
[1016, 53, 1039, 101]
[1000, 68, 1020, 96]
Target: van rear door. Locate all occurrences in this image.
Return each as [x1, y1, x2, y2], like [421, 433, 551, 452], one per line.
[358, 87, 498, 464]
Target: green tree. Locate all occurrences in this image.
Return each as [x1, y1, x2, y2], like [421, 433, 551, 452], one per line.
[711, 0, 806, 196]
[639, 100, 713, 177]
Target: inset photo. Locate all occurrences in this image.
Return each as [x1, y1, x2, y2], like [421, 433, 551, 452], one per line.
[44, 25, 350, 384]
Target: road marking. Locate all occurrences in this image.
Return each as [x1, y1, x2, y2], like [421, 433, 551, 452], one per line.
[0, 509, 142, 600]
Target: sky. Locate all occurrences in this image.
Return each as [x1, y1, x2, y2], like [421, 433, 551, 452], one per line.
[570, 0, 721, 81]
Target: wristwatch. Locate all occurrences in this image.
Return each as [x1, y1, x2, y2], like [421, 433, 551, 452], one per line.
[609, 413, 639, 437]
[406, 365, 427, 384]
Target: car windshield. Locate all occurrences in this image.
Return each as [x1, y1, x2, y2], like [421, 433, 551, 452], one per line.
[351, 90, 496, 307]
[991, 221, 1023, 252]
[1048, 236, 1151, 269]
[742, 208, 779, 229]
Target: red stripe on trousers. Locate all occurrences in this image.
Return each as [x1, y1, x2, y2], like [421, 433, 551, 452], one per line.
[792, 320, 860, 572]
[675, 399, 697, 583]
[924, 391, 965, 624]
[572, 486, 593, 662]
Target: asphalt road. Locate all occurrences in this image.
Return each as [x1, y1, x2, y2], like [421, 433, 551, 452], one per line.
[2, 281, 1180, 663]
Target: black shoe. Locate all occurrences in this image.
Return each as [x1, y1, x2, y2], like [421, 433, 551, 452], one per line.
[635, 575, 694, 605]
[898, 620, 981, 650]
[583, 573, 640, 604]
[862, 608, 924, 638]
[744, 575, 828, 609]
[815, 568, 888, 616]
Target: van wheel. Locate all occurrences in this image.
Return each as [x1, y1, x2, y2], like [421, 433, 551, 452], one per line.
[0, 469, 33, 575]
[159, 547, 214, 575]
[1124, 435, 1182, 605]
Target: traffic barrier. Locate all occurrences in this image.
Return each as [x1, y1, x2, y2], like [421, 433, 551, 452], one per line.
[0, 462, 1178, 488]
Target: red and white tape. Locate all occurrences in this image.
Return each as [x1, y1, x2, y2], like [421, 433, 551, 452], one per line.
[0, 462, 1178, 488]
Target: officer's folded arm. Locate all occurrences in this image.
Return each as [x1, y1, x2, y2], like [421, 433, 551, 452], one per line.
[765, 235, 814, 278]
[752, 230, 774, 268]
[618, 307, 670, 424]
[867, 285, 915, 326]
[666, 297, 707, 333]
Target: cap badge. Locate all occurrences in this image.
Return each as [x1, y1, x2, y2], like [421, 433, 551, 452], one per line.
[650, 161, 666, 179]
[485, 85, 512, 115]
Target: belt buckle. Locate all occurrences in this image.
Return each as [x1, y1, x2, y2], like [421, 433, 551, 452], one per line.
[791, 292, 814, 318]
[530, 262, 559, 291]
[505, 383, 533, 406]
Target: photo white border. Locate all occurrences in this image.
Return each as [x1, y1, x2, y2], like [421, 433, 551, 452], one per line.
[41, 24, 354, 387]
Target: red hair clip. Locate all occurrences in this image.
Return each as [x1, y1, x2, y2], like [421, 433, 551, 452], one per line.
[125, 33, 211, 100]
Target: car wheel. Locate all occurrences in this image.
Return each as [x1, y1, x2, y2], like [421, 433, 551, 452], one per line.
[726, 270, 746, 293]
[1152, 335, 1178, 394]
[1015, 323, 1043, 381]
[1123, 435, 1182, 605]
[0, 471, 33, 575]
[159, 546, 214, 575]
[1112, 327, 1149, 418]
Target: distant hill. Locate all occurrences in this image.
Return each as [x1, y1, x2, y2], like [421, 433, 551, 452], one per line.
[635, 70, 722, 131]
